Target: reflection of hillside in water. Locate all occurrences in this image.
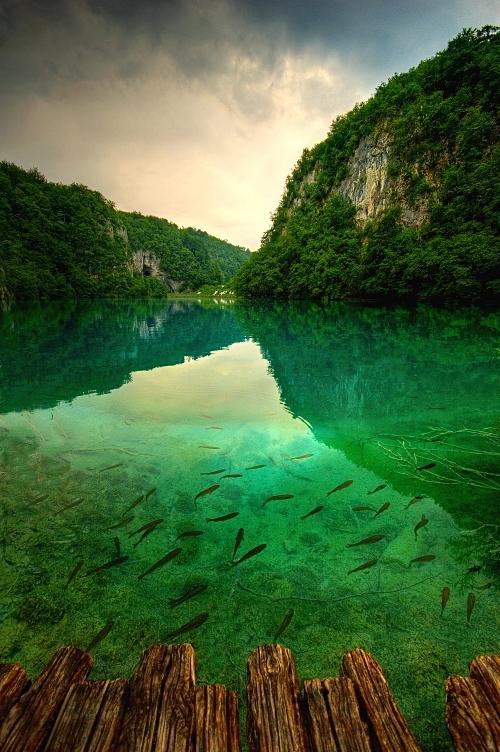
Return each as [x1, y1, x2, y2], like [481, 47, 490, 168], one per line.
[0, 299, 245, 413]
[235, 301, 500, 523]
[236, 301, 499, 423]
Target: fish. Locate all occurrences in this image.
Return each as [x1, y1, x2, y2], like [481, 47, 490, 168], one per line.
[107, 515, 134, 530]
[133, 525, 162, 548]
[467, 592, 475, 623]
[165, 612, 208, 639]
[67, 559, 84, 585]
[231, 543, 267, 566]
[123, 494, 145, 513]
[289, 454, 313, 461]
[246, 464, 266, 470]
[274, 608, 294, 641]
[233, 528, 244, 560]
[327, 480, 353, 495]
[352, 505, 376, 512]
[169, 584, 208, 608]
[263, 494, 294, 506]
[466, 565, 482, 574]
[145, 487, 157, 500]
[414, 514, 429, 540]
[138, 548, 182, 580]
[176, 530, 204, 540]
[206, 426, 223, 430]
[368, 484, 386, 495]
[348, 558, 378, 575]
[301, 505, 324, 520]
[56, 497, 84, 513]
[86, 620, 114, 652]
[441, 586, 450, 616]
[88, 556, 129, 574]
[416, 462, 436, 471]
[99, 463, 123, 472]
[199, 445, 220, 450]
[475, 582, 493, 590]
[220, 474, 243, 479]
[347, 534, 385, 548]
[113, 537, 120, 557]
[206, 512, 239, 522]
[200, 469, 226, 476]
[129, 519, 164, 537]
[195, 484, 220, 504]
[409, 554, 436, 565]
[404, 495, 425, 510]
[29, 493, 49, 506]
[374, 502, 390, 517]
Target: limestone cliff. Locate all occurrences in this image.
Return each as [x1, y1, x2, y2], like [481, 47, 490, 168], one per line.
[130, 250, 183, 292]
[235, 27, 499, 304]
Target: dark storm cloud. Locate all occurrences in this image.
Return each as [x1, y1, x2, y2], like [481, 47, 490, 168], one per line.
[1, 0, 497, 108]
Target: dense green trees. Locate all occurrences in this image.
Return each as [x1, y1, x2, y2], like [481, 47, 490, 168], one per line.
[235, 27, 500, 305]
[0, 163, 249, 302]
[119, 213, 249, 291]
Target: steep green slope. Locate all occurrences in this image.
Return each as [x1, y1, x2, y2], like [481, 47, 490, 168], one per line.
[235, 27, 500, 305]
[0, 162, 250, 302]
[119, 212, 250, 291]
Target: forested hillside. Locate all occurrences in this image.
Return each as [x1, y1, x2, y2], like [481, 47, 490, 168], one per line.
[0, 162, 249, 302]
[119, 212, 249, 291]
[234, 27, 500, 305]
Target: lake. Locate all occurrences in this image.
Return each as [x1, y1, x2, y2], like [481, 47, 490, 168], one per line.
[0, 298, 498, 750]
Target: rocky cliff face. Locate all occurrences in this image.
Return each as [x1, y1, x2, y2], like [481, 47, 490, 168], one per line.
[234, 28, 499, 305]
[337, 132, 430, 227]
[338, 132, 393, 223]
[285, 130, 430, 230]
[130, 250, 183, 292]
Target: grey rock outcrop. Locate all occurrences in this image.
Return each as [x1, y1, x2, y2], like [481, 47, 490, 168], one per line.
[337, 132, 429, 227]
[130, 250, 183, 291]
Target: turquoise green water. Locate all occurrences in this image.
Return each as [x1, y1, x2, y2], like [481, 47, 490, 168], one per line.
[0, 299, 498, 750]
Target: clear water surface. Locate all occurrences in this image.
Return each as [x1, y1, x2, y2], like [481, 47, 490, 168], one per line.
[0, 299, 498, 750]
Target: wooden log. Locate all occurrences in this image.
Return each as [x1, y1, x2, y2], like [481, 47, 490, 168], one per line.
[340, 649, 421, 752]
[0, 664, 29, 725]
[469, 655, 500, 714]
[446, 675, 500, 752]
[42, 679, 128, 752]
[303, 678, 371, 752]
[115, 642, 195, 752]
[0, 646, 92, 752]
[247, 644, 308, 752]
[193, 684, 241, 752]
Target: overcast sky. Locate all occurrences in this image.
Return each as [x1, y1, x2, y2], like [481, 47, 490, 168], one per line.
[1, 0, 498, 249]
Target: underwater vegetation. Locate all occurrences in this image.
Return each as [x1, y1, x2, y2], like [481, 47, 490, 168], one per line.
[0, 299, 498, 751]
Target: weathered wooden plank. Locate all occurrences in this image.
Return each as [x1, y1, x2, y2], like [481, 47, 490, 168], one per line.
[341, 649, 421, 752]
[469, 655, 500, 713]
[247, 644, 308, 752]
[42, 678, 128, 752]
[115, 642, 195, 752]
[193, 684, 241, 752]
[0, 664, 29, 725]
[303, 678, 371, 752]
[0, 646, 92, 752]
[446, 675, 500, 752]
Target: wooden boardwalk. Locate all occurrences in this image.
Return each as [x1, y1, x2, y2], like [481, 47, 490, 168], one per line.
[0, 643, 498, 751]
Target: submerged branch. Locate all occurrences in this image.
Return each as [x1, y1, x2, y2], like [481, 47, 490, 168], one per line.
[237, 576, 435, 605]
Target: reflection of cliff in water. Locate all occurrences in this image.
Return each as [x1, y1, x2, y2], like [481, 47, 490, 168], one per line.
[0, 299, 245, 413]
[236, 301, 500, 523]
